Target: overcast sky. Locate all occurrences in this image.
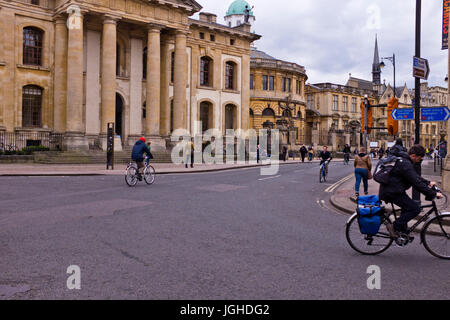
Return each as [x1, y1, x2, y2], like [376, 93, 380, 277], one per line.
[195, 0, 448, 89]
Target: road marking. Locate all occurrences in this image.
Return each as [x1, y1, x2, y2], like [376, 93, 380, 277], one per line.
[325, 174, 354, 193]
[258, 175, 281, 181]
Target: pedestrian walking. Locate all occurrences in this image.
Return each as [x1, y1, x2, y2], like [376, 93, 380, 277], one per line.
[300, 145, 307, 163]
[257, 144, 260, 163]
[282, 146, 288, 162]
[184, 138, 195, 169]
[354, 147, 372, 198]
[308, 145, 314, 163]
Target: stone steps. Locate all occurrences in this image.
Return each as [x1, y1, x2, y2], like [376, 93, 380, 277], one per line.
[33, 151, 173, 164]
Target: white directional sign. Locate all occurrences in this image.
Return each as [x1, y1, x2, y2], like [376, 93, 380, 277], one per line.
[413, 56, 430, 80]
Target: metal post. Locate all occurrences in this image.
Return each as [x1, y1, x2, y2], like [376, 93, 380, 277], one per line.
[393, 53, 396, 98]
[364, 96, 368, 150]
[413, 0, 422, 203]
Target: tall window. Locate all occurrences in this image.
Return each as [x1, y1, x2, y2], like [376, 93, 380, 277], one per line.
[250, 74, 254, 90]
[287, 78, 291, 92]
[200, 56, 212, 87]
[31, 0, 39, 5]
[262, 75, 268, 90]
[351, 97, 357, 113]
[332, 95, 339, 111]
[171, 52, 175, 83]
[307, 95, 314, 109]
[225, 104, 236, 130]
[22, 85, 42, 127]
[269, 76, 275, 91]
[225, 61, 236, 90]
[116, 44, 120, 76]
[342, 96, 348, 112]
[282, 78, 287, 92]
[143, 47, 147, 80]
[23, 27, 43, 66]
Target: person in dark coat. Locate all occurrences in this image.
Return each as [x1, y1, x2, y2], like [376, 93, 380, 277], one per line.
[300, 145, 308, 163]
[131, 137, 152, 180]
[379, 145, 442, 236]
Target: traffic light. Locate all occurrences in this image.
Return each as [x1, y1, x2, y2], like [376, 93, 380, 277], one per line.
[360, 101, 373, 133]
[387, 97, 399, 136]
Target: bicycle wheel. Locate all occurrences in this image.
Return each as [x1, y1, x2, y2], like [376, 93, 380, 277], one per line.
[421, 213, 450, 260]
[346, 213, 393, 255]
[144, 165, 156, 185]
[319, 167, 324, 183]
[125, 166, 139, 187]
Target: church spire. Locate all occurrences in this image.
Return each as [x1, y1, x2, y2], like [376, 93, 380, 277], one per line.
[372, 34, 381, 85]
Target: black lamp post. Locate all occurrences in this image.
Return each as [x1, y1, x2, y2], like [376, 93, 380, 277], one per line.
[380, 54, 396, 97]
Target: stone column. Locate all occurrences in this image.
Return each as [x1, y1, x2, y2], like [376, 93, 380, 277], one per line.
[65, 6, 88, 150]
[145, 25, 165, 150]
[173, 30, 188, 132]
[160, 39, 170, 136]
[54, 17, 67, 134]
[241, 53, 250, 131]
[100, 16, 118, 150]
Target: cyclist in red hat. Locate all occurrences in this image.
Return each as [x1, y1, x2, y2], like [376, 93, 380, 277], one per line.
[131, 137, 152, 181]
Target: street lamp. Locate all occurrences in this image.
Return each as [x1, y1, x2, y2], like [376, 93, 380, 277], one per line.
[380, 53, 396, 98]
[445, 74, 448, 83]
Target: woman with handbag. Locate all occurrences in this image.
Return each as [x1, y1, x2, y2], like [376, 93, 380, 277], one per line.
[354, 147, 372, 197]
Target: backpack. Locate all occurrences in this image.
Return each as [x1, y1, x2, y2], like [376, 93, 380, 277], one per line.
[373, 155, 401, 185]
[357, 195, 384, 236]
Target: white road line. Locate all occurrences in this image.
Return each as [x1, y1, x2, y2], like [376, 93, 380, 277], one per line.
[258, 175, 281, 181]
[325, 174, 354, 193]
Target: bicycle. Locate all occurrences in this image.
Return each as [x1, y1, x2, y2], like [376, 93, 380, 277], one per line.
[319, 161, 329, 183]
[125, 156, 156, 187]
[343, 153, 350, 165]
[346, 186, 450, 259]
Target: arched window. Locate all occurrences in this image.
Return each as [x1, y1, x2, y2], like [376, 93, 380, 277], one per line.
[22, 85, 42, 127]
[200, 101, 213, 133]
[262, 108, 275, 117]
[23, 27, 43, 66]
[282, 109, 292, 118]
[143, 47, 147, 80]
[225, 61, 236, 90]
[225, 104, 236, 130]
[200, 56, 213, 87]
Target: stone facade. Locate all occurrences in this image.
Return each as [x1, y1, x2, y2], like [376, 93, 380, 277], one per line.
[249, 49, 307, 153]
[0, 0, 260, 151]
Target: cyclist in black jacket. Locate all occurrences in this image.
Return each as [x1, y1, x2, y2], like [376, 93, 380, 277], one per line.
[319, 146, 333, 165]
[380, 145, 442, 237]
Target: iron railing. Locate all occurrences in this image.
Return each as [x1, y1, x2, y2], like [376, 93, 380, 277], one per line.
[0, 132, 63, 151]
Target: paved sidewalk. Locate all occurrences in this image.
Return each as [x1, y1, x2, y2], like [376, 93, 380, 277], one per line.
[330, 160, 449, 214]
[0, 159, 333, 176]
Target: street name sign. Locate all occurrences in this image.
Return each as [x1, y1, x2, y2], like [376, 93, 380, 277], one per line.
[420, 107, 450, 122]
[392, 108, 414, 121]
[413, 56, 430, 80]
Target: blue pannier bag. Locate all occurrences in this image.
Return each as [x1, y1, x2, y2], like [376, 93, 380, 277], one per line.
[357, 195, 384, 236]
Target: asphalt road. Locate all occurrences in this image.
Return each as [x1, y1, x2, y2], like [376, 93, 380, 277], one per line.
[0, 161, 448, 300]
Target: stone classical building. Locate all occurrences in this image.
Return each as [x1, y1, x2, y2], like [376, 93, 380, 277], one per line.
[0, 0, 260, 151]
[305, 79, 377, 151]
[249, 48, 307, 152]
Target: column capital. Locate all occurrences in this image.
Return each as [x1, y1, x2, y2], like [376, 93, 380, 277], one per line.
[102, 14, 121, 25]
[66, 4, 88, 17]
[175, 29, 189, 37]
[147, 24, 164, 33]
[54, 15, 67, 25]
